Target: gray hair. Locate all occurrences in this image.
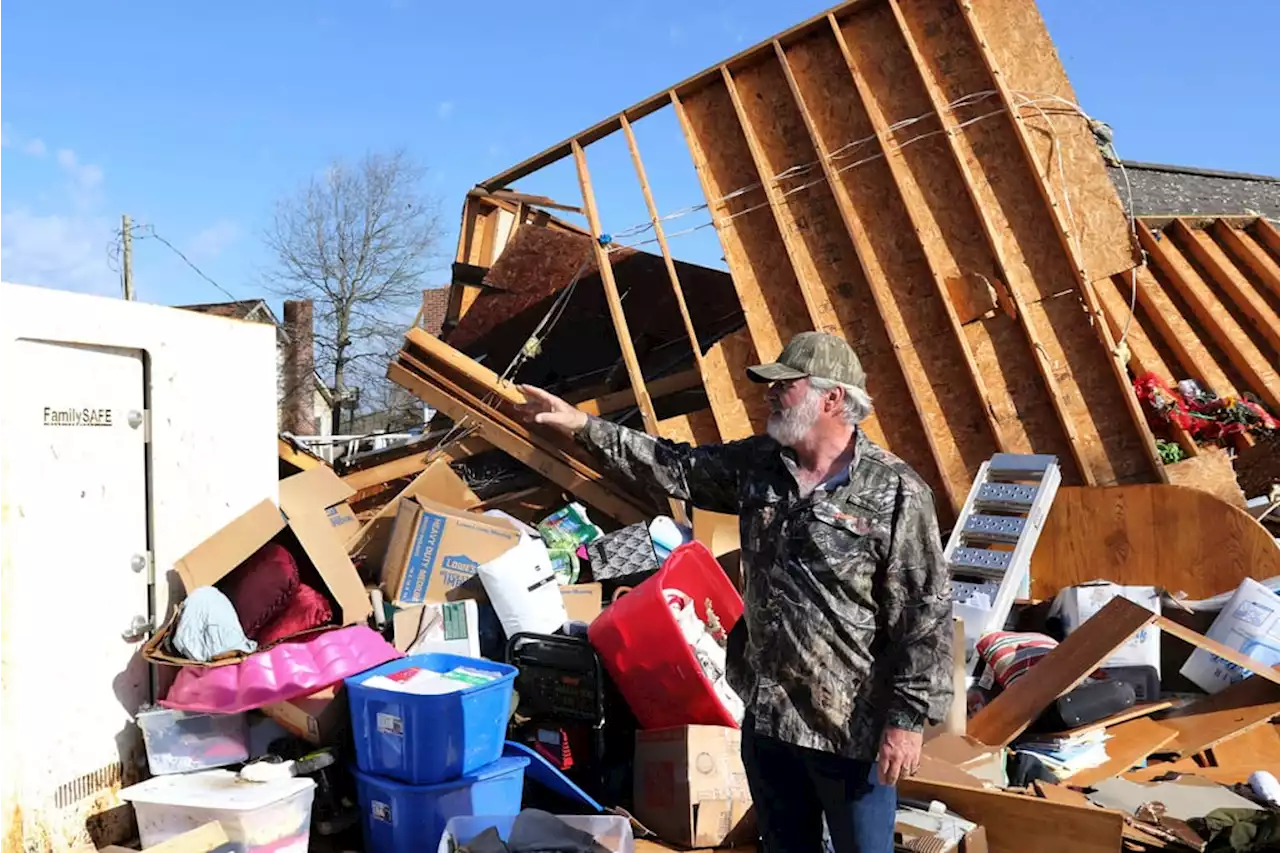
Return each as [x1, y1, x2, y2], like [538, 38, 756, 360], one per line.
[808, 377, 874, 425]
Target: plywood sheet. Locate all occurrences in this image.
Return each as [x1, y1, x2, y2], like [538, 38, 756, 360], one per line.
[894, 0, 1155, 486]
[1030, 485, 1280, 600]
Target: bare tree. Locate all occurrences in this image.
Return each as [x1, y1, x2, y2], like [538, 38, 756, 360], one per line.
[264, 149, 444, 434]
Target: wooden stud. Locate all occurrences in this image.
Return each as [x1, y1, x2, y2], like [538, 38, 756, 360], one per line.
[1093, 276, 1198, 457]
[1252, 217, 1280, 258]
[1121, 266, 1241, 400]
[389, 361, 652, 524]
[620, 113, 706, 368]
[718, 64, 843, 337]
[575, 368, 705, 417]
[278, 437, 327, 472]
[1139, 225, 1280, 411]
[950, 0, 1167, 484]
[1214, 218, 1280, 300]
[570, 141, 664, 439]
[1171, 218, 1280, 352]
[883, 0, 1128, 486]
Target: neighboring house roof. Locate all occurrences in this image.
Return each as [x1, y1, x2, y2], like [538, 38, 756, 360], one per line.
[420, 288, 450, 336]
[1107, 161, 1280, 219]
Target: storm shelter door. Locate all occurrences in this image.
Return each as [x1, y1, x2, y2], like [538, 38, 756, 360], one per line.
[9, 339, 150, 847]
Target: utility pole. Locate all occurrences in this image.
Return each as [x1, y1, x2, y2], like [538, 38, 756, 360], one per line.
[121, 214, 134, 300]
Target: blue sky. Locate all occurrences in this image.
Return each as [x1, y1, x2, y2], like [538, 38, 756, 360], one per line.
[3, 0, 1277, 316]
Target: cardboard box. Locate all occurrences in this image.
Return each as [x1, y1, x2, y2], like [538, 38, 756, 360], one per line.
[381, 496, 521, 606]
[561, 583, 603, 624]
[1054, 583, 1162, 674]
[633, 726, 756, 849]
[347, 459, 482, 574]
[1181, 577, 1280, 693]
[143, 467, 372, 667]
[392, 599, 482, 657]
[260, 685, 348, 745]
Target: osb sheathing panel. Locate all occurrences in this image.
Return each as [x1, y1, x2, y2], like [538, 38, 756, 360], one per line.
[1122, 218, 1280, 412]
[475, 0, 1161, 514]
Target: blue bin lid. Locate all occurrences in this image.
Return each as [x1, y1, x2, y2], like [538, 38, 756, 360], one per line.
[503, 741, 602, 813]
[350, 756, 530, 792]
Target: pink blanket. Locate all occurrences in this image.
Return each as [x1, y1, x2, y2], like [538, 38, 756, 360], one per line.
[161, 625, 401, 713]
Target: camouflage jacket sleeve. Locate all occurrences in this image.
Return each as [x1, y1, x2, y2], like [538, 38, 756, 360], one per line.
[573, 416, 749, 515]
[876, 481, 955, 732]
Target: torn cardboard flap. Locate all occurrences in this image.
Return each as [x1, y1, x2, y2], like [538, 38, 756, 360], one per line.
[149, 467, 372, 667]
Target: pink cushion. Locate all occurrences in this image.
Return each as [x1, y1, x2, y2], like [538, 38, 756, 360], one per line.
[255, 583, 334, 647]
[160, 625, 401, 713]
[217, 541, 300, 639]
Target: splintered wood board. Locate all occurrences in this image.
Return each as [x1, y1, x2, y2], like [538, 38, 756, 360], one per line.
[968, 597, 1159, 746]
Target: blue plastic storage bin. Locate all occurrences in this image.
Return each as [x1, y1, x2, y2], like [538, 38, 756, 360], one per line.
[353, 756, 529, 853]
[347, 653, 518, 785]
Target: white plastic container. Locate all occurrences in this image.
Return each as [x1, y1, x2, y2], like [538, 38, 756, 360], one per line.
[120, 768, 316, 852]
[136, 707, 250, 775]
[438, 814, 634, 853]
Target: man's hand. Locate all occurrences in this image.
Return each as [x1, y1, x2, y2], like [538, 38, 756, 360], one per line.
[876, 726, 923, 786]
[514, 385, 589, 435]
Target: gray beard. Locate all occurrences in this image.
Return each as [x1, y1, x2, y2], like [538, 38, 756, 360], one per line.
[766, 390, 821, 447]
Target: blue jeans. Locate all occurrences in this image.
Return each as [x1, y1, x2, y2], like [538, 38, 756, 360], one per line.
[741, 717, 897, 853]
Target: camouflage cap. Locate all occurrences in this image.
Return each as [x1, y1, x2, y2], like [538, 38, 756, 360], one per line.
[746, 331, 866, 389]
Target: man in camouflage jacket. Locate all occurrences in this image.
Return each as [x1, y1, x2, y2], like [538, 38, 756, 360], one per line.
[517, 331, 953, 853]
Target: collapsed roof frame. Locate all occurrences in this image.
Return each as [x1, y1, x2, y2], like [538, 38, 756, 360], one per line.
[453, 0, 1189, 519]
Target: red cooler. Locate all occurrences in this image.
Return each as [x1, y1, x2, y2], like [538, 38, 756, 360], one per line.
[588, 541, 744, 729]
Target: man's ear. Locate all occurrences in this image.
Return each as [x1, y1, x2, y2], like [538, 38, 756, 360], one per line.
[825, 385, 845, 415]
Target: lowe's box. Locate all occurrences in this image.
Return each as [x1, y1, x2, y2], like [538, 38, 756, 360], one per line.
[381, 496, 521, 606]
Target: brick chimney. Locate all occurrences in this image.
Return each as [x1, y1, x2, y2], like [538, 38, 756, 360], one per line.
[282, 299, 316, 434]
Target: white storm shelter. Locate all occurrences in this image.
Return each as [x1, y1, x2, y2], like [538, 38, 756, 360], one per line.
[1, 282, 280, 851]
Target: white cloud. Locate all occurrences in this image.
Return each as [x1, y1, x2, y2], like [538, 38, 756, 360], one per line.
[188, 220, 242, 261]
[56, 147, 104, 194]
[437, 101, 455, 120]
[1, 132, 115, 295]
[0, 208, 118, 296]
